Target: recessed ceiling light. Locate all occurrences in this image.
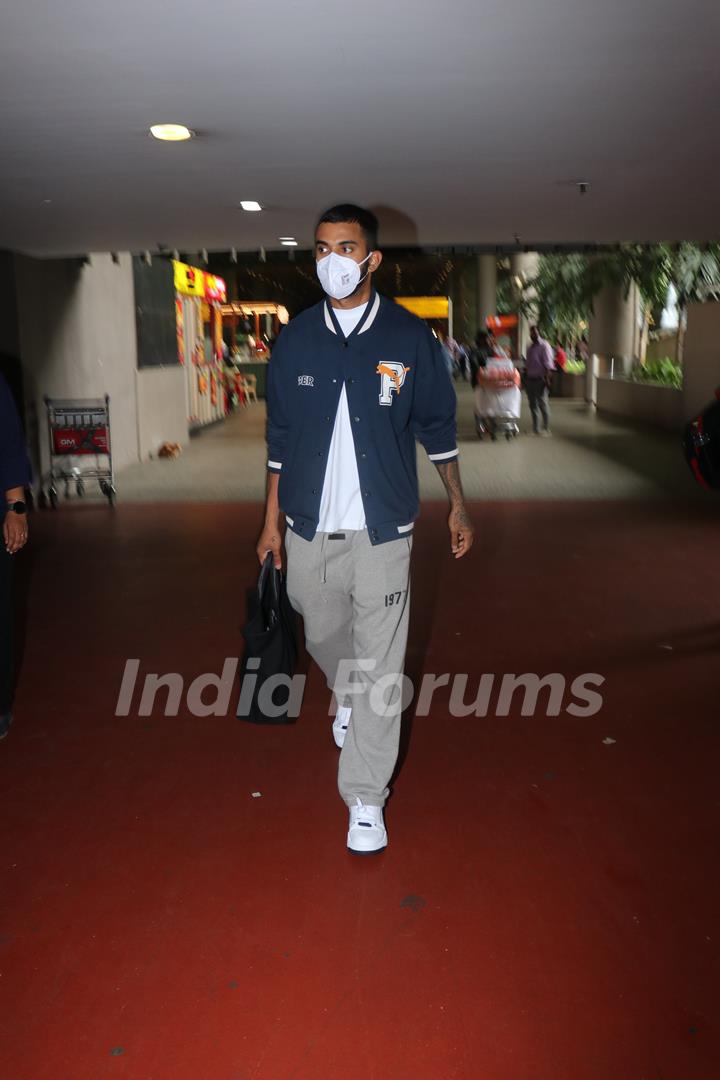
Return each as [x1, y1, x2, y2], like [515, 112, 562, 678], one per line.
[281, 240, 298, 247]
[240, 201, 263, 212]
[278, 236, 295, 241]
[150, 124, 194, 142]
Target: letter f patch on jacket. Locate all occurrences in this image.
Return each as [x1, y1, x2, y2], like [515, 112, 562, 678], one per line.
[377, 362, 410, 406]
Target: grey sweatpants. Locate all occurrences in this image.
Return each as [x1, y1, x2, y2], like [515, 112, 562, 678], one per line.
[285, 528, 412, 808]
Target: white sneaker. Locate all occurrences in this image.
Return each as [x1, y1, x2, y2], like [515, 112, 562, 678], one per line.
[332, 705, 352, 748]
[347, 798, 387, 855]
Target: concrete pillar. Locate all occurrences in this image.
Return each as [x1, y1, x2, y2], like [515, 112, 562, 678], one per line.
[510, 252, 539, 356]
[14, 253, 144, 475]
[589, 281, 639, 376]
[449, 258, 477, 344]
[476, 254, 497, 332]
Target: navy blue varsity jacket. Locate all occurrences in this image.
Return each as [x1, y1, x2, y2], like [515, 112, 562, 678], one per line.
[266, 290, 458, 545]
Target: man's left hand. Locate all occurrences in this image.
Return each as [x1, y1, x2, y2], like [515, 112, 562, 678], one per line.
[4, 511, 28, 554]
[448, 504, 474, 559]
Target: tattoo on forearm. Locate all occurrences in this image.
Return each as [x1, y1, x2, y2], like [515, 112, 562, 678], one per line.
[434, 460, 471, 528]
[435, 459, 463, 502]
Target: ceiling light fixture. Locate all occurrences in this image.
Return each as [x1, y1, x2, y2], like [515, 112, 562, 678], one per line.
[280, 239, 298, 247]
[150, 124, 194, 142]
[240, 201, 263, 212]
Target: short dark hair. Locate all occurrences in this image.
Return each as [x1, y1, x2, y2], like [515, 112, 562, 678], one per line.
[316, 204, 379, 252]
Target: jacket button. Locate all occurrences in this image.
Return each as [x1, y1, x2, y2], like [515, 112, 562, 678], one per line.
[318, 450, 323, 457]
[332, 378, 337, 383]
[353, 416, 360, 423]
[325, 415, 331, 421]
[312, 488, 317, 494]
[364, 491, 371, 497]
[347, 378, 354, 385]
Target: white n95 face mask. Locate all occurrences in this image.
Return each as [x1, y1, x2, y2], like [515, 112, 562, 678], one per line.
[316, 251, 373, 300]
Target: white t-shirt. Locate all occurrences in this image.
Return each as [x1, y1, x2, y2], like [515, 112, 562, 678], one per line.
[317, 303, 367, 532]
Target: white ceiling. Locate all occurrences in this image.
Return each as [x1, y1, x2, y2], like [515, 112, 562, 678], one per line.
[1, 0, 718, 257]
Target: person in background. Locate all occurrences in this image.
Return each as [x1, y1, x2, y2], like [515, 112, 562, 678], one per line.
[471, 330, 499, 386]
[465, 341, 479, 386]
[447, 336, 469, 381]
[488, 331, 510, 359]
[553, 342, 567, 397]
[524, 325, 555, 435]
[457, 342, 472, 381]
[438, 332, 456, 378]
[1, 372, 31, 740]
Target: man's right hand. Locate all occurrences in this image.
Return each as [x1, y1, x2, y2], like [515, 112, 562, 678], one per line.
[256, 521, 283, 569]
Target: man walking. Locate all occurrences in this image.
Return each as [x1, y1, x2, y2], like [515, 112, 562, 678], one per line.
[525, 325, 555, 435]
[257, 204, 473, 855]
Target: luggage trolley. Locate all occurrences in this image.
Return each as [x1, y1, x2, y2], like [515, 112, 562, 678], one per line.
[474, 359, 522, 441]
[41, 395, 116, 508]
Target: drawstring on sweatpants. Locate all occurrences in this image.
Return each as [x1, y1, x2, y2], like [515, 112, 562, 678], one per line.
[320, 531, 328, 584]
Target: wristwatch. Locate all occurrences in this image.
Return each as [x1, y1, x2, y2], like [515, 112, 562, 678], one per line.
[6, 501, 27, 515]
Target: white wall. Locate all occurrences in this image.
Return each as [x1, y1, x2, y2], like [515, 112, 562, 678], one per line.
[596, 377, 684, 430]
[14, 252, 140, 478]
[136, 366, 189, 460]
[683, 302, 720, 421]
[646, 332, 678, 363]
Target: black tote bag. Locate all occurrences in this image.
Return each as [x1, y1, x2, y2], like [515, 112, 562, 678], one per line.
[238, 553, 299, 724]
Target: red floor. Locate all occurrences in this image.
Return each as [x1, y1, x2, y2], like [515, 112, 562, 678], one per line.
[2, 500, 720, 1079]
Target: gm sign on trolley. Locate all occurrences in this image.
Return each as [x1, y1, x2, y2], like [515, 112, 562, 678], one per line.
[52, 426, 109, 454]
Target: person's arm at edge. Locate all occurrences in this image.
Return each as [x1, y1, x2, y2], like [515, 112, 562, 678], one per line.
[410, 329, 474, 560]
[256, 471, 283, 570]
[256, 336, 287, 569]
[433, 458, 474, 559]
[543, 340, 555, 385]
[4, 485, 27, 554]
[0, 375, 31, 554]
